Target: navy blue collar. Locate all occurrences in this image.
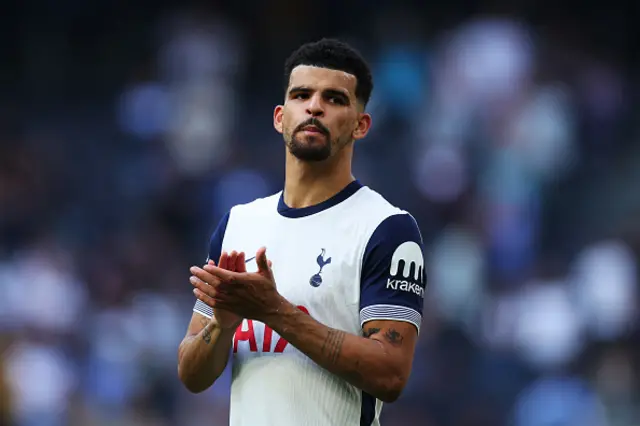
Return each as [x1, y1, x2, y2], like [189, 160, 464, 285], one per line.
[277, 180, 363, 218]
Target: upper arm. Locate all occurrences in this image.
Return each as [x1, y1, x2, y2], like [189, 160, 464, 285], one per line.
[359, 213, 426, 371]
[362, 319, 418, 376]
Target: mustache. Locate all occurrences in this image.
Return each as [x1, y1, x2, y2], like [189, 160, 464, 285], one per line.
[294, 118, 330, 136]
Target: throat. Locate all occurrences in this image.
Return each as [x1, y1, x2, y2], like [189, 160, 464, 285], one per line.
[284, 151, 355, 209]
[283, 178, 355, 209]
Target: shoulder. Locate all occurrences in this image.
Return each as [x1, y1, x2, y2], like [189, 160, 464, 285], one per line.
[350, 186, 422, 243]
[357, 187, 423, 269]
[207, 192, 281, 245]
[355, 188, 426, 333]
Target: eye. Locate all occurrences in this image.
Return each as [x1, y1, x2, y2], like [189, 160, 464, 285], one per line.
[294, 93, 309, 100]
[327, 96, 347, 105]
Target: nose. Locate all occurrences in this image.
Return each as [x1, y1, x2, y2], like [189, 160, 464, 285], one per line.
[305, 94, 324, 117]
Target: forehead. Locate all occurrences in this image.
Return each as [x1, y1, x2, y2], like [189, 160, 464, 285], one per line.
[288, 65, 357, 96]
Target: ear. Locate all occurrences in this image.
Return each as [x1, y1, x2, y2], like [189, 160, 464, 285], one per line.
[352, 112, 372, 141]
[273, 105, 284, 134]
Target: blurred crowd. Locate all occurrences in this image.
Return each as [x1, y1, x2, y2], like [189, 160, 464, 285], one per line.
[1, 1, 639, 425]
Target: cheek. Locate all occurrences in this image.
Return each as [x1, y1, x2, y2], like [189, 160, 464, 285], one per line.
[282, 116, 295, 136]
[334, 116, 356, 137]
[282, 108, 299, 129]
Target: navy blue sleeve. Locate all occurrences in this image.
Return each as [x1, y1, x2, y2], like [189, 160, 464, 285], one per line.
[206, 211, 230, 264]
[360, 213, 426, 333]
[194, 211, 230, 318]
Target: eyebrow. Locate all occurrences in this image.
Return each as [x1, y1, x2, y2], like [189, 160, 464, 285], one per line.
[288, 86, 351, 102]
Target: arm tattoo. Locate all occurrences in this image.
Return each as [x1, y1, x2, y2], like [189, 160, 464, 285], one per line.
[363, 327, 381, 338]
[383, 328, 404, 347]
[321, 329, 346, 365]
[201, 317, 212, 344]
[202, 328, 212, 344]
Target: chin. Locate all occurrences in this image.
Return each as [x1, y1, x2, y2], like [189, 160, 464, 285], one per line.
[286, 136, 331, 162]
[290, 149, 331, 162]
[288, 145, 331, 162]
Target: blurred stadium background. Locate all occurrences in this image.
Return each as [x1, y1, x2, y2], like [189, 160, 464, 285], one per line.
[1, 1, 640, 425]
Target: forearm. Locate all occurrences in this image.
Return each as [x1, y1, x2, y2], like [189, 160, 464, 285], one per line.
[177, 316, 235, 393]
[264, 299, 405, 402]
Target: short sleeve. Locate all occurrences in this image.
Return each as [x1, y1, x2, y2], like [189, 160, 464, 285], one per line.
[359, 213, 426, 333]
[193, 211, 230, 319]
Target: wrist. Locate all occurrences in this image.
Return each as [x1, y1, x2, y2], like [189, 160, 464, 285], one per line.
[211, 316, 241, 332]
[262, 295, 297, 329]
[219, 319, 243, 331]
[206, 323, 236, 346]
[205, 317, 239, 338]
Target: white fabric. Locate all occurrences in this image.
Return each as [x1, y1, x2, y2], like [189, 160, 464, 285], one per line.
[194, 186, 421, 426]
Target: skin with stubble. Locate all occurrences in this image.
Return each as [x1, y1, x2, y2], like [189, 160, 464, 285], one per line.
[274, 65, 372, 210]
[277, 65, 370, 164]
[178, 63, 418, 403]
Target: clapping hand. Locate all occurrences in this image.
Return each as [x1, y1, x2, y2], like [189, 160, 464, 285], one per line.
[190, 247, 281, 323]
[190, 251, 246, 329]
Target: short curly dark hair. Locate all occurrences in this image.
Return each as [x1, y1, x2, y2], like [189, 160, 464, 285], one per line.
[283, 38, 374, 108]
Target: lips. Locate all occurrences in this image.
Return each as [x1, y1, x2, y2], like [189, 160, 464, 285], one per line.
[302, 126, 323, 133]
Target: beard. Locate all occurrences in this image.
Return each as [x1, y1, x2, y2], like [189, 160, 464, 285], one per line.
[287, 134, 332, 162]
[285, 118, 333, 162]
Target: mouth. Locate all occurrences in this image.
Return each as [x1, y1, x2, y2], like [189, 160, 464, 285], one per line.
[300, 125, 326, 135]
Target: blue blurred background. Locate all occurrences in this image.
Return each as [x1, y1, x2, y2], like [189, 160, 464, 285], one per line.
[1, 1, 639, 425]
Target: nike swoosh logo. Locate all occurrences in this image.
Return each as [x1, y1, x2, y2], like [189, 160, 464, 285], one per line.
[245, 256, 255, 263]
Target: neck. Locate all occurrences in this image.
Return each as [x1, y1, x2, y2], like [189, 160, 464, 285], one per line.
[283, 148, 355, 209]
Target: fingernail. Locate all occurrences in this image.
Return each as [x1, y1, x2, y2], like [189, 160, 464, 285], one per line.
[190, 276, 197, 284]
[190, 267, 197, 274]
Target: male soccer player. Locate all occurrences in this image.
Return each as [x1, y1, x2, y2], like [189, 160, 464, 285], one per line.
[178, 38, 426, 426]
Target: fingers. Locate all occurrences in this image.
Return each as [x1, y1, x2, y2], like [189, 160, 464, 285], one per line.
[193, 287, 214, 305]
[199, 248, 263, 283]
[256, 247, 269, 273]
[192, 250, 246, 307]
[255, 247, 274, 280]
[193, 287, 227, 309]
[237, 252, 246, 273]
[190, 266, 222, 288]
[228, 251, 238, 272]
[218, 251, 230, 270]
[203, 263, 237, 282]
[190, 275, 218, 299]
[193, 283, 234, 312]
[222, 251, 245, 272]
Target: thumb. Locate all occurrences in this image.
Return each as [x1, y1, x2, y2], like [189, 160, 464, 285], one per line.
[256, 247, 271, 275]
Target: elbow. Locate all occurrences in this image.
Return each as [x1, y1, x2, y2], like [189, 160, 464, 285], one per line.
[176, 341, 220, 394]
[377, 388, 403, 404]
[176, 349, 197, 393]
[182, 382, 210, 394]
[177, 349, 212, 394]
[177, 364, 210, 394]
[372, 375, 406, 403]
[379, 393, 401, 404]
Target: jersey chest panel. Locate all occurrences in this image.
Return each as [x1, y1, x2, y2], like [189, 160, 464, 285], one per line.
[223, 217, 365, 358]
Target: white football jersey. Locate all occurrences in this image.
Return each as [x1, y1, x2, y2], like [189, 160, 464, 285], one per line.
[193, 180, 426, 426]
